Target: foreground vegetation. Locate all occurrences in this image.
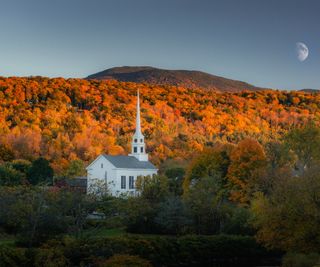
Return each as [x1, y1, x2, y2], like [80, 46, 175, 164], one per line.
[1, 124, 320, 266]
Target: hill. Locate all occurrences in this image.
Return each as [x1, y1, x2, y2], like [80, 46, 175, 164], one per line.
[87, 66, 266, 92]
[299, 88, 320, 93]
[0, 76, 319, 174]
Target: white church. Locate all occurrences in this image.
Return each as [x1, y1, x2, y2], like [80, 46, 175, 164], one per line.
[86, 90, 158, 196]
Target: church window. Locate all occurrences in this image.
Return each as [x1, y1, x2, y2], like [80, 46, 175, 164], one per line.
[121, 176, 126, 189]
[140, 147, 144, 153]
[140, 139, 143, 142]
[101, 163, 103, 168]
[134, 147, 137, 153]
[129, 176, 134, 189]
[134, 139, 137, 143]
[105, 171, 108, 186]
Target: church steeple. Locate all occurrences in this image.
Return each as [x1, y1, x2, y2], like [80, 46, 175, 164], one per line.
[129, 89, 148, 161]
[135, 89, 142, 135]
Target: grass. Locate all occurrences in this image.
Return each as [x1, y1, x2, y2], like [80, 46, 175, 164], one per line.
[0, 234, 16, 246]
[81, 227, 126, 239]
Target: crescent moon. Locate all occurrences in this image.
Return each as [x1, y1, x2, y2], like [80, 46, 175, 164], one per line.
[296, 42, 309, 62]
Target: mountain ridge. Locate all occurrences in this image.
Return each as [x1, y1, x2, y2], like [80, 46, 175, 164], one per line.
[87, 66, 268, 92]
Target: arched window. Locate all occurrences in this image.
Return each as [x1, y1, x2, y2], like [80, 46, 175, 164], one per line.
[134, 147, 137, 153]
[140, 147, 144, 153]
[134, 139, 137, 143]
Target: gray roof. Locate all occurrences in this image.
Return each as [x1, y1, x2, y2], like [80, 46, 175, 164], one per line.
[66, 177, 87, 187]
[103, 155, 157, 170]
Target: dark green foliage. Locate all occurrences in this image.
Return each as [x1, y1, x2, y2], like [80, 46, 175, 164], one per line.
[0, 165, 25, 186]
[251, 167, 320, 252]
[165, 167, 185, 196]
[154, 196, 192, 234]
[122, 197, 159, 234]
[27, 158, 53, 185]
[284, 123, 320, 171]
[282, 252, 320, 267]
[10, 160, 31, 177]
[0, 235, 281, 267]
[62, 235, 281, 267]
[0, 246, 28, 267]
[0, 187, 95, 246]
[184, 176, 227, 235]
[221, 206, 253, 235]
[0, 144, 15, 162]
[33, 248, 70, 267]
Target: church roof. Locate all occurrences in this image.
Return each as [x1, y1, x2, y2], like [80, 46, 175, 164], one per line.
[103, 155, 157, 170]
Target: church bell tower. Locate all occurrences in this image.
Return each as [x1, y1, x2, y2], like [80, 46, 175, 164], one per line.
[129, 89, 148, 161]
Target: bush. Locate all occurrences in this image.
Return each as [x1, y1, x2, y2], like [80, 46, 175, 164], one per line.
[99, 254, 152, 267]
[0, 246, 27, 267]
[282, 252, 320, 267]
[34, 248, 70, 267]
[63, 235, 281, 267]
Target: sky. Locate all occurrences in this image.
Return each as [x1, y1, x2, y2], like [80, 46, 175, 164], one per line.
[0, 0, 319, 89]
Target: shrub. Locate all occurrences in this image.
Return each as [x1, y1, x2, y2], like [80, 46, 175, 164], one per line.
[99, 254, 152, 267]
[282, 252, 320, 267]
[34, 248, 70, 267]
[63, 235, 281, 267]
[0, 246, 27, 267]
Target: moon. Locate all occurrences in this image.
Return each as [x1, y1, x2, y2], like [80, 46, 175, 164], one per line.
[296, 42, 309, 62]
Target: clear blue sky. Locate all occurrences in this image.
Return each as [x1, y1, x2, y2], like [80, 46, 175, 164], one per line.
[0, 0, 319, 89]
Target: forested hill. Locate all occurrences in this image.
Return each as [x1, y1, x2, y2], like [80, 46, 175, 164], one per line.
[87, 66, 267, 92]
[0, 76, 319, 174]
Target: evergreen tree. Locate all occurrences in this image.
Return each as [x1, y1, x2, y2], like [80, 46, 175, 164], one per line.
[27, 158, 54, 185]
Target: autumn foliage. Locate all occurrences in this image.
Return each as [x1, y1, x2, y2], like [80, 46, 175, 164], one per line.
[0, 76, 319, 174]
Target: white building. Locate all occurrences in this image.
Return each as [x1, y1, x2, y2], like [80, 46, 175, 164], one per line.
[86, 90, 158, 196]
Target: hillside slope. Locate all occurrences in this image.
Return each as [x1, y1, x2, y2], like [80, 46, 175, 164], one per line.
[87, 66, 266, 92]
[0, 77, 318, 173]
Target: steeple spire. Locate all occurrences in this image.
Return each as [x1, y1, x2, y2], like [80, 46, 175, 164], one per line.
[129, 89, 148, 161]
[135, 89, 141, 135]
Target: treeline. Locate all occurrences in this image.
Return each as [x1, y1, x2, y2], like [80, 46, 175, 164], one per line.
[1, 76, 320, 175]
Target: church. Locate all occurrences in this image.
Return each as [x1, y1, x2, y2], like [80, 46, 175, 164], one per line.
[86, 90, 158, 196]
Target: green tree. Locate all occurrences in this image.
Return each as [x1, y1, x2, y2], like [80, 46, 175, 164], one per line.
[251, 167, 320, 252]
[184, 176, 228, 234]
[284, 123, 320, 173]
[0, 164, 25, 186]
[65, 159, 85, 178]
[155, 196, 192, 234]
[0, 187, 96, 246]
[135, 174, 169, 203]
[165, 167, 185, 196]
[11, 159, 32, 177]
[27, 158, 54, 185]
[184, 144, 233, 192]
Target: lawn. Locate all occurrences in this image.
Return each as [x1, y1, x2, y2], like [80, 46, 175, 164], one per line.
[81, 227, 126, 239]
[0, 234, 15, 246]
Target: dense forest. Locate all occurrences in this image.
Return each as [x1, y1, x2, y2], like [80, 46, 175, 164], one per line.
[0, 76, 319, 175]
[1, 77, 320, 266]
